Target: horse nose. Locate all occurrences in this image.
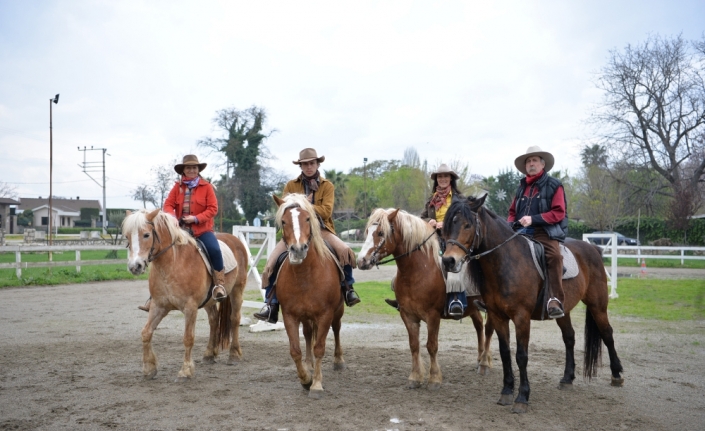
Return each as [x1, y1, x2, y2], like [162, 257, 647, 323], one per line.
[442, 256, 456, 272]
[128, 260, 144, 275]
[357, 256, 369, 270]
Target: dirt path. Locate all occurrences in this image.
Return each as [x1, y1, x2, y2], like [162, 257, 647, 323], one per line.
[1, 273, 704, 430]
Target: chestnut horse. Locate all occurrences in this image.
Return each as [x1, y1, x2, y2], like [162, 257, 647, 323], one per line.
[273, 194, 346, 398]
[441, 195, 624, 413]
[357, 208, 493, 390]
[123, 209, 248, 382]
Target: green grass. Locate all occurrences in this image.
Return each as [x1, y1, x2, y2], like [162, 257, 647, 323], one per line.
[602, 257, 705, 269]
[608, 278, 705, 320]
[0, 264, 148, 287]
[0, 249, 128, 263]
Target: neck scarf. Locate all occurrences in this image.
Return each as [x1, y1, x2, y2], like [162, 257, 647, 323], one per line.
[525, 170, 544, 185]
[182, 176, 200, 189]
[429, 185, 452, 210]
[301, 170, 320, 195]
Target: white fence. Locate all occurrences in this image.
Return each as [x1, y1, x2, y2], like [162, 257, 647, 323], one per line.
[582, 233, 705, 299]
[232, 225, 277, 308]
[0, 244, 127, 278]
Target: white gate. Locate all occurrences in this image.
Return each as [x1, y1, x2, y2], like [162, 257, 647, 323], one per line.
[583, 233, 618, 298]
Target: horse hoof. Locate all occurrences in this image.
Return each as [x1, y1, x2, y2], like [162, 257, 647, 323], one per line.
[333, 362, 346, 371]
[227, 356, 241, 365]
[143, 370, 157, 380]
[407, 380, 423, 389]
[202, 356, 216, 365]
[477, 365, 490, 376]
[611, 376, 625, 387]
[511, 402, 529, 414]
[308, 389, 324, 399]
[497, 394, 513, 406]
[558, 382, 574, 390]
[427, 382, 441, 391]
[301, 380, 313, 391]
[174, 376, 189, 383]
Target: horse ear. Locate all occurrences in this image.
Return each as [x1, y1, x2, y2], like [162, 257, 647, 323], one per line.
[146, 208, 160, 221]
[387, 208, 400, 222]
[470, 193, 487, 211]
[273, 195, 285, 207]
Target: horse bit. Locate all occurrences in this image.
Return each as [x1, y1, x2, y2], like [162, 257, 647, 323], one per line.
[126, 220, 176, 266]
[445, 210, 520, 263]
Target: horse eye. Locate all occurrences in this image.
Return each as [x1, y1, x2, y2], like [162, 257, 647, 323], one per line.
[143, 233, 150, 239]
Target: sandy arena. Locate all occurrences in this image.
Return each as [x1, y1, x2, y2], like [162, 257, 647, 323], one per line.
[1, 266, 704, 430]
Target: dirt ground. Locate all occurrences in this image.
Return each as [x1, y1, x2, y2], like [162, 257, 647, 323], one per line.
[1, 266, 704, 431]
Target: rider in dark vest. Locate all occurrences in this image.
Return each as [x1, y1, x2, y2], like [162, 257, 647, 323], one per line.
[507, 146, 567, 319]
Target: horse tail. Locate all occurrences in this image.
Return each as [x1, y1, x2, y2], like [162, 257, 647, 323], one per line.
[583, 308, 602, 380]
[217, 299, 232, 351]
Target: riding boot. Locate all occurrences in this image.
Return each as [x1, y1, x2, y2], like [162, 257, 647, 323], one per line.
[138, 297, 151, 312]
[212, 269, 227, 302]
[384, 298, 399, 310]
[342, 284, 361, 307]
[446, 293, 465, 320]
[473, 299, 487, 313]
[253, 302, 279, 324]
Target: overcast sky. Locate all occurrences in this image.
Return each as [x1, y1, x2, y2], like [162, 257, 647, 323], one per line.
[1, 0, 704, 211]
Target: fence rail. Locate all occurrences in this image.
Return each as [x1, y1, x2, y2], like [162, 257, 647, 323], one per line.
[0, 244, 127, 278]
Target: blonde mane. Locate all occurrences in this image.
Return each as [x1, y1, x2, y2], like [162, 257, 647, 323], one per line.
[366, 208, 442, 269]
[275, 194, 334, 262]
[122, 209, 197, 249]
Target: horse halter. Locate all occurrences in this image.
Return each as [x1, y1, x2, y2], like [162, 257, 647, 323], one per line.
[373, 223, 436, 267]
[281, 205, 313, 250]
[446, 209, 520, 262]
[142, 220, 176, 264]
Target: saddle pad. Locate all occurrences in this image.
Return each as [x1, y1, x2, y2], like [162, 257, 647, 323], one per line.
[198, 240, 238, 274]
[522, 236, 579, 280]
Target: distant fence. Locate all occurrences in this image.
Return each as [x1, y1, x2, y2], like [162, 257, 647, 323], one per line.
[0, 244, 127, 278]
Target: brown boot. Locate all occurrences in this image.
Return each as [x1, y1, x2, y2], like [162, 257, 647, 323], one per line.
[138, 297, 151, 312]
[212, 270, 227, 302]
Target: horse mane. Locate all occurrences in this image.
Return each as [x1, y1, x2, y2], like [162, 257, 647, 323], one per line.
[275, 194, 335, 262]
[367, 208, 442, 269]
[122, 209, 196, 248]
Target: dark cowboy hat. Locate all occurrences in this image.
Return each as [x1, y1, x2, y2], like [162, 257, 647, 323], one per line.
[174, 155, 207, 175]
[430, 163, 459, 180]
[292, 148, 325, 165]
[514, 145, 555, 175]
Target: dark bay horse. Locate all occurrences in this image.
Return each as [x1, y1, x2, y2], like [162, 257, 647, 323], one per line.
[273, 194, 346, 398]
[123, 209, 248, 382]
[441, 195, 623, 413]
[357, 208, 493, 390]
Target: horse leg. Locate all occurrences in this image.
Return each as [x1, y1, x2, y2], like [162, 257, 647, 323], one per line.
[555, 312, 576, 389]
[175, 305, 198, 382]
[467, 307, 486, 369]
[425, 313, 442, 391]
[586, 306, 624, 386]
[478, 314, 494, 375]
[202, 303, 219, 364]
[302, 321, 314, 370]
[227, 294, 243, 364]
[511, 315, 532, 414]
[309, 319, 331, 399]
[283, 314, 312, 391]
[331, 312, 346, 371]
[141, 306, 169, 380]
[399, 311, 425, 389]
[494, 317, 515, 406]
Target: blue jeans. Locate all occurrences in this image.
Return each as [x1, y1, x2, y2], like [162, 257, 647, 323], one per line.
[197, 231, 224, 272]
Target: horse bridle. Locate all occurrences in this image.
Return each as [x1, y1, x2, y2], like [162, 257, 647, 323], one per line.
[372, 223, 437, 267]
[128, 220, 176, 265]
[445, 210, 520, 262]
[281, 205, 313, 250]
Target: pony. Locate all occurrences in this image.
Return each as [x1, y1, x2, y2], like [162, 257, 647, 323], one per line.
[441, 195, 624, 413]
[272, 193, 346, 399]
[123, 209, 248, 382]
[357, 208, 493, 390]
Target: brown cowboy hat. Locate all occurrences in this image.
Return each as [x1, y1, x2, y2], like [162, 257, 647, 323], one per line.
[292, 148, 325, 165]
[514, 145, 555, 175]
[174, 154, 207, 175]
[430, 163, 459, 180]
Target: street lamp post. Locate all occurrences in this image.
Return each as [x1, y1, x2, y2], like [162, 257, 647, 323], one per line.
[363, 157, 368, 218]
[49, 93, 59, 253]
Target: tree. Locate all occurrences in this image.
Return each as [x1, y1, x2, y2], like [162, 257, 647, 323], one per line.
[0, 181, 18, 199]
[198, 106, 277, 223]
[580, 144, 608, 168]
[323, 169, 349, 210]
[591, 34, 705, 227]
[151, 161, 178, 209]
[483, 168, 523, 217]
[131, 185, 156, 209]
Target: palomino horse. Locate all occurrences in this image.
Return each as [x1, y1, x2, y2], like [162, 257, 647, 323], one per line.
[273, 194, 346, 398]
[123, 209, 248, 382]
[357, 208, 493, 390]
[441, 196, 624, 413]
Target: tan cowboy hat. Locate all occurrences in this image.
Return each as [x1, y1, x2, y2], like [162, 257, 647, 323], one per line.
[430, 163, 459, 180]
[174, 154, 207, 175]
[292, 148, 325, 165]
[514, 146, 555, 175]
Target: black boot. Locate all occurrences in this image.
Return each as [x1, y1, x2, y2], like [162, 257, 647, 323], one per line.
[473, 299, 487, 313]
[253, 303, 279, 324]
[384, 298, 399, 310]
[343, 285, 361, 307]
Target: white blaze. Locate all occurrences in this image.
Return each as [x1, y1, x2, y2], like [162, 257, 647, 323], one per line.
[359, 224, 379, 257]
[129, 232, 141, 264]
[290, 208, 301, 243]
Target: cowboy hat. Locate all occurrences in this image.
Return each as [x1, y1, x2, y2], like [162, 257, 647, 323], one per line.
[514, 146, 555, 175]
[293, 148, 325, 165]
[430, 163, 459, 180]
[174, 155, 207, 175]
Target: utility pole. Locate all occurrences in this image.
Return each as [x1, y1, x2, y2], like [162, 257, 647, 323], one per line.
[363, 157, 368, 218]
[48, 94, 59, 253]
[78, 146, 109, 234]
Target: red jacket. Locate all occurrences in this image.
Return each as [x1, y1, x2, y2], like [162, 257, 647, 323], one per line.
[163, 177, 218, 237]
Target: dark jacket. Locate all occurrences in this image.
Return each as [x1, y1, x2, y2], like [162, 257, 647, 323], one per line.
[511, 173, 568, 242]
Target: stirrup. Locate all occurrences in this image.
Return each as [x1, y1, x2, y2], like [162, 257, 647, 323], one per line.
[547, 297, 564, 319]
[448, 298, 464, 319]
[212, 285, 227, 302]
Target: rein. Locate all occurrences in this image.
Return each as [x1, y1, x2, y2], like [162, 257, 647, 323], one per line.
[144, 221, 176, 264]
[447, 210, 520, 262]
[375, 228, 436, 267]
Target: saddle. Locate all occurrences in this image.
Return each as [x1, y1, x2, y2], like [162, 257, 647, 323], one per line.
[194, 238, 238, 308]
